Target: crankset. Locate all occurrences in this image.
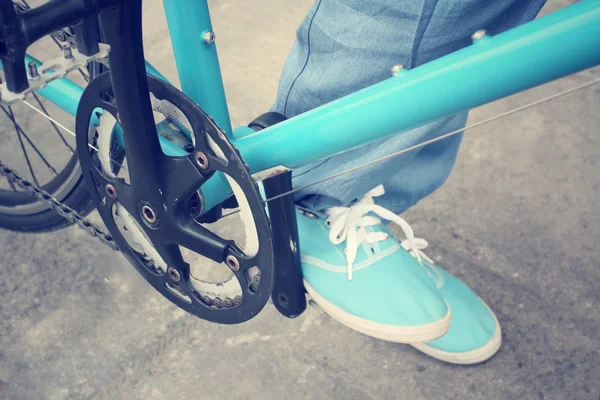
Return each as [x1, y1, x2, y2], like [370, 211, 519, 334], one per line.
[75, 72, 274, 324]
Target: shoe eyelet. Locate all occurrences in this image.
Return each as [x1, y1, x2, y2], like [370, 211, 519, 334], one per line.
[298, 209, 319, 219]
[325, 220, 331, 227]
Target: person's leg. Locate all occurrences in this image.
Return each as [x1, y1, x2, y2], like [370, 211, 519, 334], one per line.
[271, 0, 547, 361]
[273, 0, 546, 213]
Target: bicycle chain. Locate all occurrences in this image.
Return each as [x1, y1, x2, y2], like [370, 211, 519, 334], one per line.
[142, 255, 256, 309]
[0, 49, 260, 310]
[0, 159, 260, 310]
[0, 159, 120, 251]
[138, 241, 254, 310]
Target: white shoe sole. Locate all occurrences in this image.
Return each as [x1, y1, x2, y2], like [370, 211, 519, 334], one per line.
[304, 279, 452, 343]
[410, 302, 502, 364]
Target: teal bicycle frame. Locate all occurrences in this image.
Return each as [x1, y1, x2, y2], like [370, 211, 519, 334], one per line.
[10, 0, 600, 212]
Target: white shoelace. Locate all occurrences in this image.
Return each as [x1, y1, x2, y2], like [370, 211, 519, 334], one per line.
[401, 237, 434, 265]
[325, 185, 424, 280]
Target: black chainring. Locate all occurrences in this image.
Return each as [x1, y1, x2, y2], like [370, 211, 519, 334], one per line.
[75, 72, 274, 324]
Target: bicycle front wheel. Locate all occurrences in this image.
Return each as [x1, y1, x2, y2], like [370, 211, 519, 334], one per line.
[0, 2, 102, 232]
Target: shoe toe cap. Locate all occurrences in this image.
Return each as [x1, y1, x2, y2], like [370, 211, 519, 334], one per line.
[426, 266, 499, 352]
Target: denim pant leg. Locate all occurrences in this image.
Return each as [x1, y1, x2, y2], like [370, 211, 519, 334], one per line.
[272, 0, 545, 213]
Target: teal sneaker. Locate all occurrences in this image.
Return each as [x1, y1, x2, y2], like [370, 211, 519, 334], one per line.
[297, 186, 451, 343]
[402, 238, 502, 364]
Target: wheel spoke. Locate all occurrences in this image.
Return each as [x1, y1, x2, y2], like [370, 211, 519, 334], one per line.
[1, 105, 40, 185]
[1, 105, 58, 177]
[31, 93, 74, 154]
[4, 176, 17, 191]
[22, 100, 129, 173]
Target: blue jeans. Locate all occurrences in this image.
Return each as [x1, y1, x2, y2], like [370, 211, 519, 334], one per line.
[273, 0, 545, 213]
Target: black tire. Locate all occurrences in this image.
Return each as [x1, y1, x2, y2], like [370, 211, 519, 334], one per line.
[0, 157, 96, 232]
[0, 9, 102, 233]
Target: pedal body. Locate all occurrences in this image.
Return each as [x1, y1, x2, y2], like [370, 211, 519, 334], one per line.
[249, 113, 307, 319]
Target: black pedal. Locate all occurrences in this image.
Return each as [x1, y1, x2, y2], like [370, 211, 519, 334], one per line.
[249, 113, 307, 318]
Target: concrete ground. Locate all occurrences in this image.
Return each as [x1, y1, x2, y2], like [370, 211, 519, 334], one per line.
[1, 0, 599, 399]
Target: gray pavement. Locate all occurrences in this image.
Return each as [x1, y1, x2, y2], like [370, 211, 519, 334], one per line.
[1, 1, 599, 399]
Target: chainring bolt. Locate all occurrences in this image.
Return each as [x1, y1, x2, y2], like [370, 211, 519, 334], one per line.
[105, 184, 117, 200]
[194, 152, 209, 170]
[226, 255, 240, 272]
[167, 267, 181, 283]
[141, 205, 157, 223]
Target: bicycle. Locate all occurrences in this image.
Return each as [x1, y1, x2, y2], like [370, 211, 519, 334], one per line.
[0, 0, 599, 325]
